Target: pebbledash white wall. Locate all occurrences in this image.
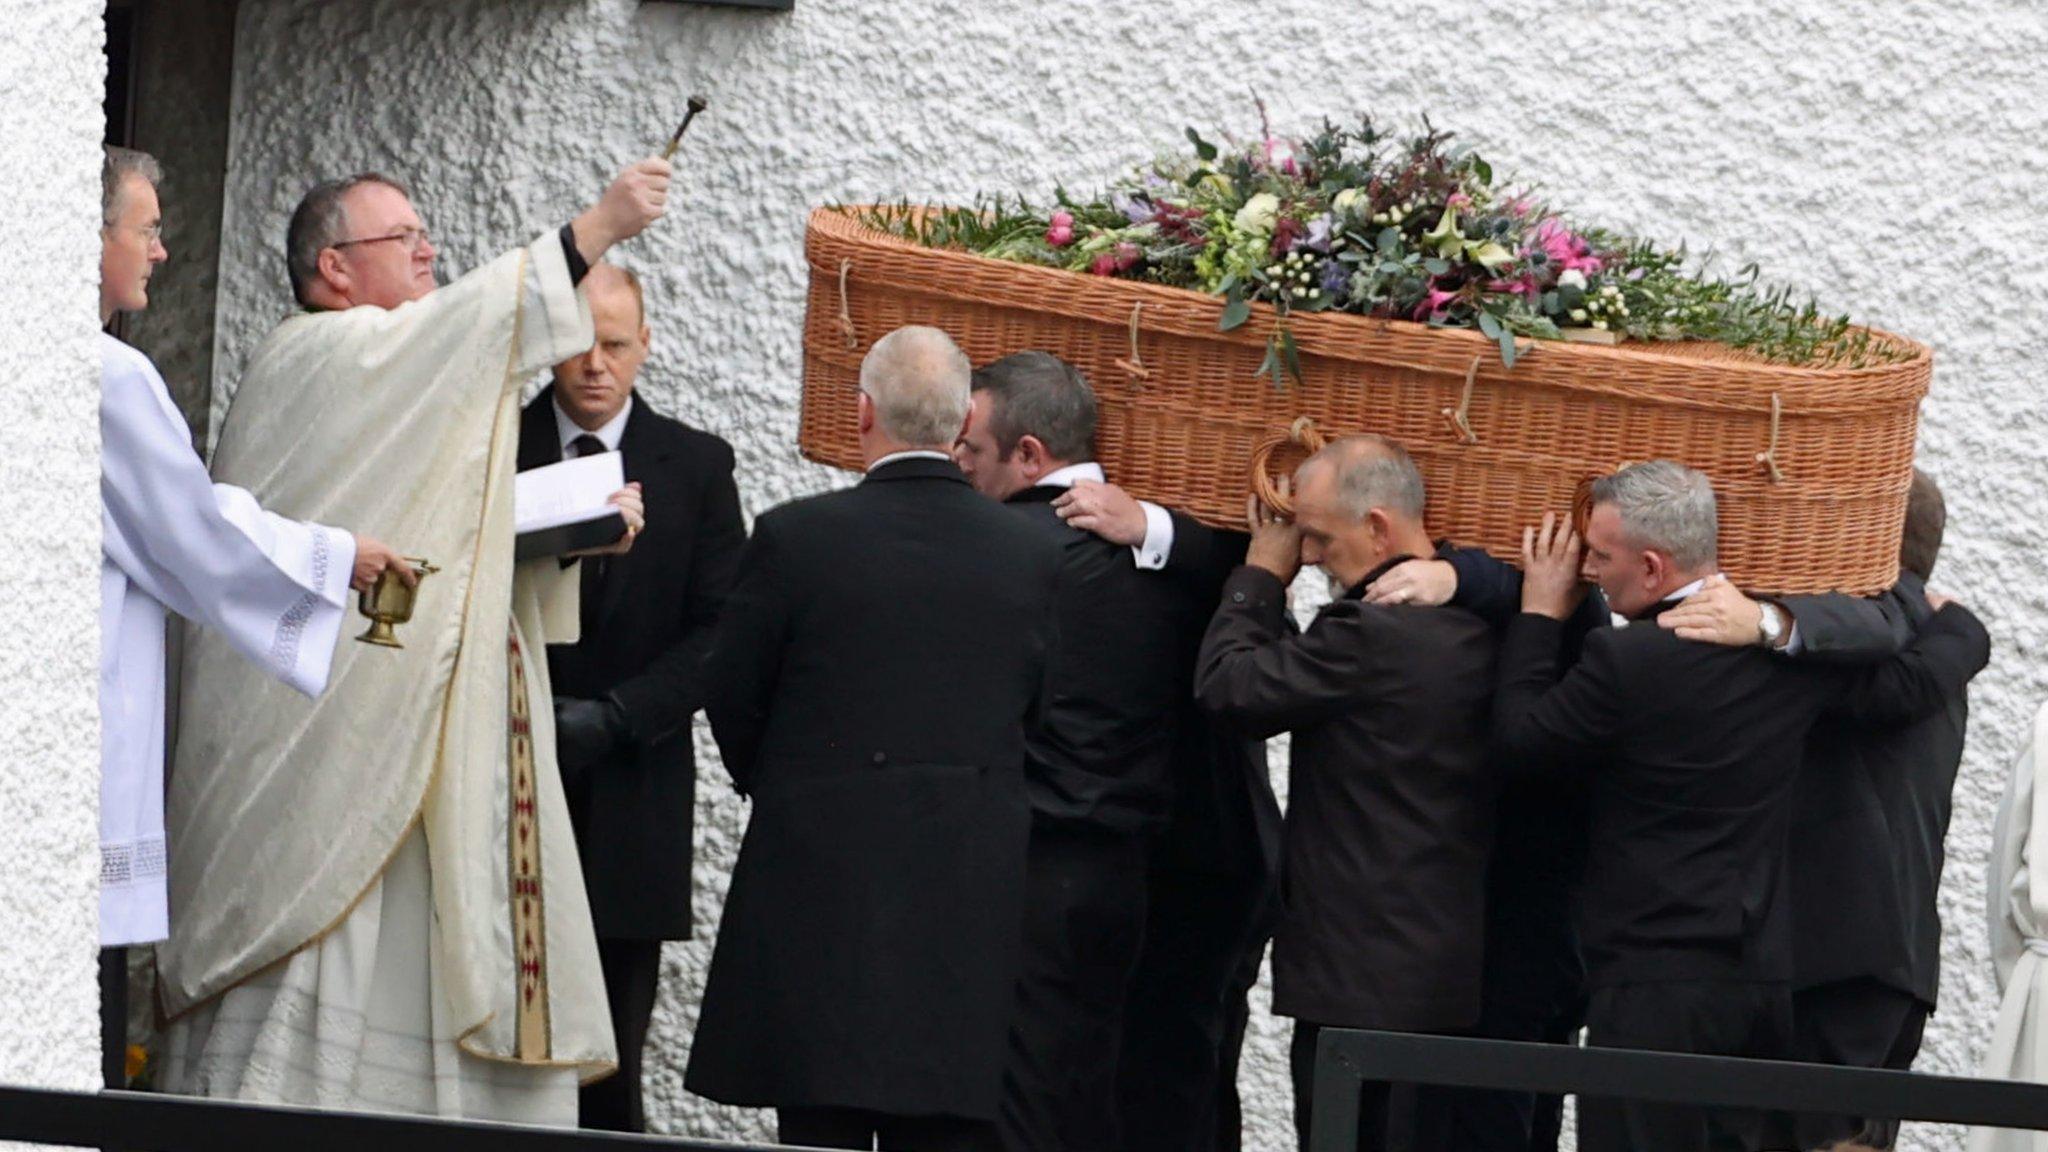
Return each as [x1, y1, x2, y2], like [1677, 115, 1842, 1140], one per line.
[206, 1, 2048, 1148]
[0, 0, 116, 1099]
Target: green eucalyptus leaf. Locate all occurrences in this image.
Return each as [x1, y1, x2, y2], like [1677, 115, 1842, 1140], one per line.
[1220, 293, 1252, 331]
[1423, 257, 1452, 276]
[1477, 311, 1503, 340]
[1498, 328, 1518, 368]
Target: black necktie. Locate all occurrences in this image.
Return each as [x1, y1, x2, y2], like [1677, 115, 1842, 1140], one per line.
[567, 434, 610, 623]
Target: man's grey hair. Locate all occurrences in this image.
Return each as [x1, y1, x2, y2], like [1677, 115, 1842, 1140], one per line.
[1296, 435, 1427, 521]
[101, 146, 162, 226]
[859, 326, 973, 448]
[1589, 459, 1719, 570]
[284, 172, 411, 307]
[970, 350, 1097, 464]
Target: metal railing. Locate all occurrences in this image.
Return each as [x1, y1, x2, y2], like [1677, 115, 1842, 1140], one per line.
[1309, 1029, 2048, 1150]
[0, 1084, 808, 1152]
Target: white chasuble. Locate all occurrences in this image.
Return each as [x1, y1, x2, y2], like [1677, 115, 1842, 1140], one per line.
[99, 332, 354, 948]
[156, 234, 615, 1112]
[1971, 700, 2048, 1152]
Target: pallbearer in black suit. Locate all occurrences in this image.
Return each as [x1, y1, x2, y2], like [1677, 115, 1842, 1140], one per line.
[686, 327, 1060, 1152]
[1052, 481, 1277, 1152]
[1658, 470, 1976, 1151]
[1493, 461, 1992, 1152]
[951, 352, 1220, 1152]
[1195, 436, 1499, 1152]
[515, 263, 746, 1132]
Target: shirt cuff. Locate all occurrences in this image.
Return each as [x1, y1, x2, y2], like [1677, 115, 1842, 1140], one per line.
[560, 222, 590, 286]
[1780, 621, 1804, 656]
[314, 524, 357, 608]
[1132, 501, 1174, 570]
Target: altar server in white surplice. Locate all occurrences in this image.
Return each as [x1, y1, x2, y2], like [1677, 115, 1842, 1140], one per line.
[97, 146, 412, 1086]
[1971, 699, 2048, 1152]
[155, 158, 663, 1123]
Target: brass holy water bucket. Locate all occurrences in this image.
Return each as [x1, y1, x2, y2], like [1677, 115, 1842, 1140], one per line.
[356, 558, 439, 648]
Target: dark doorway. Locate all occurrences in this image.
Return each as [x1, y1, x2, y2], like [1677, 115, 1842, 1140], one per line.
[102, 0, 239, 451]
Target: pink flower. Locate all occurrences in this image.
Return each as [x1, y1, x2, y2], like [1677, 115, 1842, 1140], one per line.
[1090, 253, 1119, 276]
[1415, 285, 1460, 319]
[1534, 218, 1604, 275]
[1487, 275, 1541, 300]
[1114, 242, 1142, 271]
[1447, 192, 1472, 210]
[1262, 138, 1301, 176]
[1047, 210, 1075, 248]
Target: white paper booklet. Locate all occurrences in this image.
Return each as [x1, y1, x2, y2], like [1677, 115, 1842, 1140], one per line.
[514, 452, 627, 558]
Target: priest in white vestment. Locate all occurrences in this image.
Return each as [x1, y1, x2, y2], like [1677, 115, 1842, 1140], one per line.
[155, 158, 666, 1122]
[1971, 698, 2048, 1152]
[97, 147, 411, 1084]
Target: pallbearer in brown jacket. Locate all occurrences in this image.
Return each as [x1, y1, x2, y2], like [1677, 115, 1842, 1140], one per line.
[1194, 436, 1498, 1152]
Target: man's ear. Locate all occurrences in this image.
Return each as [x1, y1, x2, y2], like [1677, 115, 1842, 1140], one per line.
[1014, 434, 1053, 480]
[1367, 507, 1395, 544]
[955, 402, 975, 443]
[637, 324, 652, 352]
[315, 248, 351, 300]
[1642, 548, 1671, 588]
[857, 391, 875, 435]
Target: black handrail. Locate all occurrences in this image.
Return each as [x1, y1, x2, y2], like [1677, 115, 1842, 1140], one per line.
[0, 1084, 812, 1151]
[1308, 1030, 2048, 1150]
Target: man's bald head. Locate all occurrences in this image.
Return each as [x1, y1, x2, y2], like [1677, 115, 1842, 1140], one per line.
[858, 326, 973, 452]
[1289, 435, 1433, 590]
[551, 260, 651, 431]
[583, 261, 645, 326]
[1295, 435, 1428, 524]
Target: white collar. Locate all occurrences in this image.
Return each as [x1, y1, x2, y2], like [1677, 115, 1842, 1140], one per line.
[555, 394, 633, 454]
[1611, 575, 1717, 629]
[868, 449, 953, 470]
[1032, 461, 1106, 490]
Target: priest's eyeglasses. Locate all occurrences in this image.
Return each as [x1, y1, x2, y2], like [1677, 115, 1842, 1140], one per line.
[330, 226, 432, 253]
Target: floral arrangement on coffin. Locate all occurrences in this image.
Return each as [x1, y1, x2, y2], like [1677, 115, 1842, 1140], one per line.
[856, 111, 1900, 382]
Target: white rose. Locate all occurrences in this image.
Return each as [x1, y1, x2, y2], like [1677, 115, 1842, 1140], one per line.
[1234, 193, 1281, 236]
[1557, 268, 1588, 291]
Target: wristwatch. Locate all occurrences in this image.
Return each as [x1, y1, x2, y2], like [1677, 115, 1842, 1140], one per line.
[1757, 601, 1786, 648]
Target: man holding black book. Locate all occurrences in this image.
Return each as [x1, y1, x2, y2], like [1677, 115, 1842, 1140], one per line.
[515, 261, 746, 1132]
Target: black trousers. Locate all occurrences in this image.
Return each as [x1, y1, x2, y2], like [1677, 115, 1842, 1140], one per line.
[1454, 878, 1586, 1152]
[998, 825, 1151, 1152]
[100, 946, 127, 1089]
[1778, 978, 1929, 1150]
[1116, 866, 1275, 1152]
[1579, 980, 1792, 1152]
[1289, 1021, 1463, 1152]
[579, 937, 664, 1132]
[780, 1106, 1003, 1151]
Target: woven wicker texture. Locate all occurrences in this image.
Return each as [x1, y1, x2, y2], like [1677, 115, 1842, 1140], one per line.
[800, 207, 1933, 595]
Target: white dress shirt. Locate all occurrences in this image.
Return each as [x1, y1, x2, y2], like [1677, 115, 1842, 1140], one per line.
[868, 449, 955, 469]
[1033, 461, 1176, 570]
[1612, 574, 1803, 653]
[554, 395, 632, 456]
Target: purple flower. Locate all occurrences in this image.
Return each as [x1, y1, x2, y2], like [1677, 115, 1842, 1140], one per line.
[1305, 213, 1336, 253]
[1319, 260, 1350, 297]
[1113, 194, 1154, 225]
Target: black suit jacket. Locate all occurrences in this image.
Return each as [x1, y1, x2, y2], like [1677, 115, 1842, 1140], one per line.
[1787, 572, 1973, 1003]
[1493, 600, 1990, 988]
[685, 456, 1061, 1119]
[517, 389, 745, 940]
[1151, 514, 1280, 879]
[1197, 558, 1499, 1032]
[1003, 489, 1220, 836]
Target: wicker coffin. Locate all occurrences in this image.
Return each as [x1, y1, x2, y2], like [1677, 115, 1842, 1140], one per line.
[799, 206, 1932, 595]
